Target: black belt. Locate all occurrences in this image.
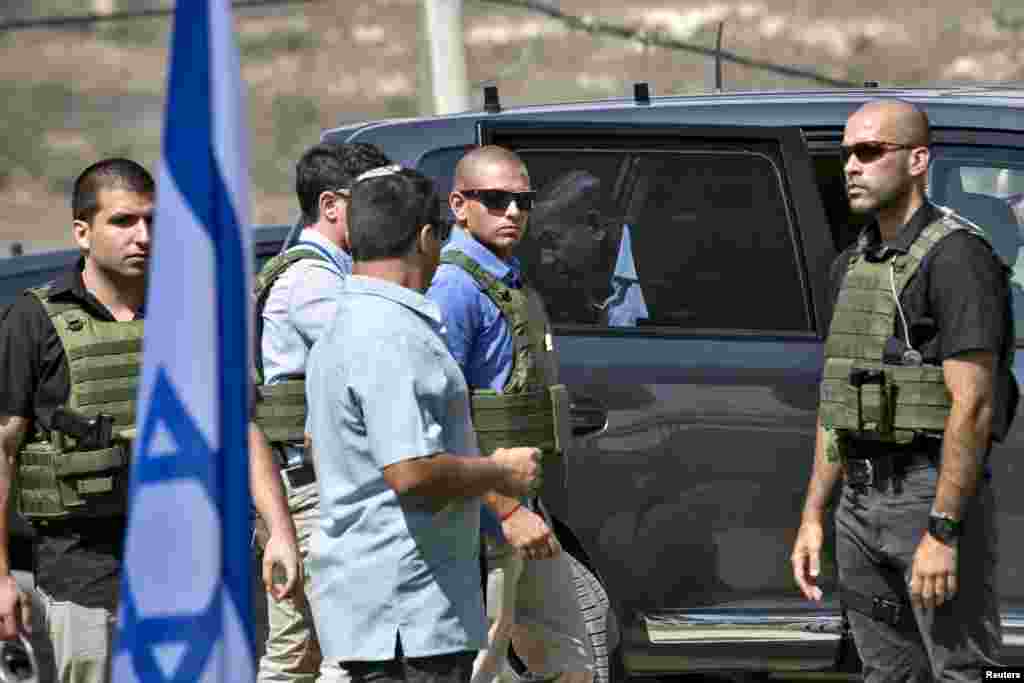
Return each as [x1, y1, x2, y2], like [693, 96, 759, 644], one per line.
[843, 440, 939, 493]
[283, 463, 316, 489]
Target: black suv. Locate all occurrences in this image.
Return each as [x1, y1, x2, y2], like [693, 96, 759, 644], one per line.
[5, 85, 1024, 680]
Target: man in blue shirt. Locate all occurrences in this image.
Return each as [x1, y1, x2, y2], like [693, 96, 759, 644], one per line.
[304, 166, 543, 683]
[427, 147, 596, 683]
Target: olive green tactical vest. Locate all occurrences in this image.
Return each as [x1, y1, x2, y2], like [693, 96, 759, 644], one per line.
[17, 287, 142, 520]
[819, 208, 998, 443]
[251, 247, 328, 444]
[440, 251, 571, 458]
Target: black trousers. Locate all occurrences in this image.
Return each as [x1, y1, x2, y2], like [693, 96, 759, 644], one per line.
[340, 638, 475, 683]
[836, 462, 1001, 682]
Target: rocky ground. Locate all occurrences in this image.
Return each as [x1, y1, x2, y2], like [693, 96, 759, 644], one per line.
[0, 0, 1021, 254]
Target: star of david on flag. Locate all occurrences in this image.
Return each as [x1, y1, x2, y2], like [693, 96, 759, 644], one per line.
[112, 0, 255, 680]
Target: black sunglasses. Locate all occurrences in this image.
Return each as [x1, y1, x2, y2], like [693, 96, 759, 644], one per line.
[460, 189, 536, 212]
[840, 141, 919, 165]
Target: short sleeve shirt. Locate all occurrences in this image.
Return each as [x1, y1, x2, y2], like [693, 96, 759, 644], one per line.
[0, 260, 135, 607]
[304, 274, 486, 661]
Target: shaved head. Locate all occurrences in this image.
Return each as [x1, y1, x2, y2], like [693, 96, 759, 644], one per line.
[454, 145, 528, 189]
[842, 99, 932, 226]
[849, 99, 930, 147]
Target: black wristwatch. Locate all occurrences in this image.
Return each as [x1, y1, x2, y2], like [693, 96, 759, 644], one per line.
[928, 513, 962, 545]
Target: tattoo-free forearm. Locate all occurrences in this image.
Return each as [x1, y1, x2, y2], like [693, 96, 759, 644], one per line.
[0, 417, 28, 576]
[248, 423, 295, 538]
[386, 453, 507, 505]
[801, 417, 843, 524]
[933, 398, 992, 520]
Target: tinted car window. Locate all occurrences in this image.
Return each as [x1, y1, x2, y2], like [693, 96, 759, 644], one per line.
[928, 145, 1024, 340]
[521, 149, 809, 332]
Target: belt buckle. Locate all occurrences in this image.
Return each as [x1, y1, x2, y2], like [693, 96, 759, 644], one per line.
[846, 458, 874, 489]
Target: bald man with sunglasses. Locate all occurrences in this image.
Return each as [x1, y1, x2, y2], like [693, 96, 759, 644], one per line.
[792, 100, 1017, 682]
[427, 146, 595, 683]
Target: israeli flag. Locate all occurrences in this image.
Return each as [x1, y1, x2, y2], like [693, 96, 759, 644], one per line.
[113, 0, 255, 680]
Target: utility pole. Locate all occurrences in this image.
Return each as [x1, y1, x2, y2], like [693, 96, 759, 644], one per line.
[422, 0, 470, 115]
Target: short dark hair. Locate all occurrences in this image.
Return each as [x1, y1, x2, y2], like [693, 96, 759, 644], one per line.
[348, 169, 443, 262]
[295, 142, 392, 226]
[72, 158, 154, 223]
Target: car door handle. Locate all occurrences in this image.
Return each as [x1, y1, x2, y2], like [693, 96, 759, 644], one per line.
[570, 394, 608, 436]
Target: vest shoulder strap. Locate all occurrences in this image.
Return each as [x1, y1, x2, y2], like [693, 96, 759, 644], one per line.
[252, 247, 328, 384]
[894, 207, 991, 295]
[440, 250, 537, 392]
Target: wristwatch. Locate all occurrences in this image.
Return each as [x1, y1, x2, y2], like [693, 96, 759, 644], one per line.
[928, 512, 962, 545]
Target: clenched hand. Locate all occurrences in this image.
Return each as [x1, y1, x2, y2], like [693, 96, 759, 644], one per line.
[502, 506, 561, 561]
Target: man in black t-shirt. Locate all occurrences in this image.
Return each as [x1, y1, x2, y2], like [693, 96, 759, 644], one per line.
[792, 101, 1016, 682]
[0, 159, 299, 682]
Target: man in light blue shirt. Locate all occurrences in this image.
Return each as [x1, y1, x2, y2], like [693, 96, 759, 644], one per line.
[255, 142, 395, 683]
[427, 147, 595, 683]
[305, 167, 542, 683]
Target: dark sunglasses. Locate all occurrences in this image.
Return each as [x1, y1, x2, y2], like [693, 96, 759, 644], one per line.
[460, 189, 536, 212]
[840, 141, 919, 165]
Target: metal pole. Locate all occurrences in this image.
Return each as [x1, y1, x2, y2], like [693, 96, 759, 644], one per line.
[423, 0, 470, 115]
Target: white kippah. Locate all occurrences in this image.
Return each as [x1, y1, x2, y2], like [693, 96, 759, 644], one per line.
[354, 164, 403, 183]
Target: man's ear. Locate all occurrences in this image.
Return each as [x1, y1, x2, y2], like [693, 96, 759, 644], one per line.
[450, 192, 468, 223]
[417, 224, 435, 254]
[73, 220, 91, 252]
[319, 190, 341, 223]
[909, 146, 931, 179]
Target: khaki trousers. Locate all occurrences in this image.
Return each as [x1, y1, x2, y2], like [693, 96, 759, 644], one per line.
[14, 570, 113, 683]
[258, 478, 347, 683]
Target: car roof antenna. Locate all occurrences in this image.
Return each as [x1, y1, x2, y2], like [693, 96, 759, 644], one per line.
[483, 81, 501, 114]
[634, 82, 651, 105]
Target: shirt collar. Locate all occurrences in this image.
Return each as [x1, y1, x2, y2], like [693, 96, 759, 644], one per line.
[857, 201, 940, 258]
[296, 227, 352, 274]
[444, 227, 523, 287]
[345, 274, 443, 325]
[48, 258, 145, 320]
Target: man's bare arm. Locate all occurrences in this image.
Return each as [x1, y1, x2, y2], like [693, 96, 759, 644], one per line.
[0, 417, 29, 577]
[934, 351, 996, 521]
[0, 416, 31, 639]
[382, 447, 540, 506]
[482, 491, 522, 520]
[248, 423, 295, 543]
[800, 416, 844, 524]
[248, 423, 300, 600]
[792, 416, 844, 602]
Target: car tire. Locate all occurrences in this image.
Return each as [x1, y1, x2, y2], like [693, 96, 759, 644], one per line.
[568, 553, 619, 683]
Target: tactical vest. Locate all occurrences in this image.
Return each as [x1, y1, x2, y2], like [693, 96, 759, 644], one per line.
[819, 208, 1007, 443]
[440, 251, 571, 458]
[17, 287, 142, 520]
[251, 246, 328, 444]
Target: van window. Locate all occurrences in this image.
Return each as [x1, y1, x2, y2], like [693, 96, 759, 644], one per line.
[929, 146, 1024, 341]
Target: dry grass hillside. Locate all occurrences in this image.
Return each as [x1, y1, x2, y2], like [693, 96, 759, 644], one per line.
[1, 0, 1022, 254]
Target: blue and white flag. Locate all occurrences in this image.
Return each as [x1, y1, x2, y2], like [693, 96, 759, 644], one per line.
[113, 0, 255, 680]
